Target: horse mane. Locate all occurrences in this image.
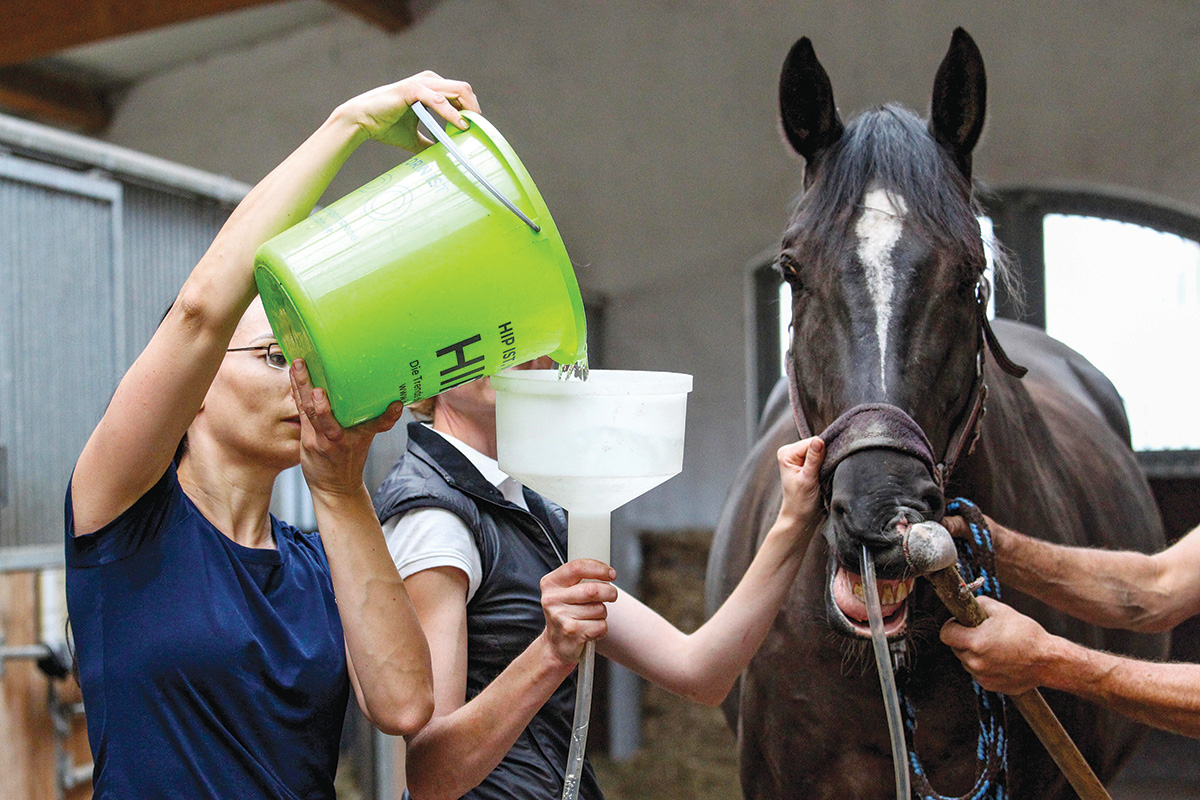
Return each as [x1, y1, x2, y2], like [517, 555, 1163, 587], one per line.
[783, 104, 1018, 297]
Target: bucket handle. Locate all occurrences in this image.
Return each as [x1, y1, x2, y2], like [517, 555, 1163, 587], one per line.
[411, 102, 542, 234]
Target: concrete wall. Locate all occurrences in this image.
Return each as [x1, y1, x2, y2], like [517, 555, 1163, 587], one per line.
[100, 0, 1200, 531]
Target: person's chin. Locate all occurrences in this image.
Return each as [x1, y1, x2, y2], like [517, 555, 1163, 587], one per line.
[274, 444, 302, 472]
[273, 428, 302, 461]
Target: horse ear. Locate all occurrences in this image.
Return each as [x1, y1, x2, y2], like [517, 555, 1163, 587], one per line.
[779, 37, 844, 164]
[930, 27, 987, 178]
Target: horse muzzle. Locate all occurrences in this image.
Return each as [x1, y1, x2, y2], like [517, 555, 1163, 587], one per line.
[822, 447, 943, 639]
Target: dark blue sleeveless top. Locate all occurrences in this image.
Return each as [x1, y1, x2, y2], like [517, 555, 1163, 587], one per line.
[65, 464, 349, 799]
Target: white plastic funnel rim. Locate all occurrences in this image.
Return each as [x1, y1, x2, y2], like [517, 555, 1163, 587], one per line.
[491, 369, 693, 397]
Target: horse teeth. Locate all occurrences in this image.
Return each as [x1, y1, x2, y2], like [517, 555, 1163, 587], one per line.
[848, 573, 916, 607]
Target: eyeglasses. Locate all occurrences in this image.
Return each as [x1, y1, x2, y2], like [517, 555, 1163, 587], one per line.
[226, 343, 288, 371]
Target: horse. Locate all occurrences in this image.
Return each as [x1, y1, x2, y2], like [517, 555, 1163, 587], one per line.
[705, 28, 1168, 799]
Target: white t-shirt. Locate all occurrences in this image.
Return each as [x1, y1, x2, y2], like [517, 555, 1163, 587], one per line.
[382, 426, 528, 603]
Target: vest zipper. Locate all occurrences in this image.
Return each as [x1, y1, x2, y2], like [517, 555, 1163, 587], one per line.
[459, 487, 567, 567]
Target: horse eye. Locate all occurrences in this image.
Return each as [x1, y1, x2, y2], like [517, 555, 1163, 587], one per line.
[776, 255, 803, 284]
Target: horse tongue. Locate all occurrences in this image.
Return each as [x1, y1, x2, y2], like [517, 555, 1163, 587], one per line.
[833, 567, 870, 621]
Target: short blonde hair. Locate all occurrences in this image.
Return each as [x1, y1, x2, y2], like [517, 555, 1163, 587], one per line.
[408, 397, 436, 422]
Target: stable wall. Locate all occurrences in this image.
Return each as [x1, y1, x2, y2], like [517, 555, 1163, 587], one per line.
[100, 0, 1200, 532]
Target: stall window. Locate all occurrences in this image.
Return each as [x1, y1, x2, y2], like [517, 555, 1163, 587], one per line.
[1043, 215, 1200, 453]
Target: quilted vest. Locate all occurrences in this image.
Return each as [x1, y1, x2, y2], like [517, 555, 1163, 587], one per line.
[374, 422, 603, 800]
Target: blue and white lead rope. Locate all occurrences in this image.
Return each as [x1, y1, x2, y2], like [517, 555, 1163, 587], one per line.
[899, 497, 1010, 800]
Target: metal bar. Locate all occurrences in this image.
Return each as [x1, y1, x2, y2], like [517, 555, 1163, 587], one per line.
[986, 183, 1200, 246]
[607, 512, 642, 761]
[62, 764, 93, 792]
[0, 643, 51, 659]
[754, 258, 784, 423]
[0, 111, 250, 204]
[0, 151, 122, 201]
[745, 246, 781, 444]
[1137, 450, 1200, 480]
[0, 639, 51, 678]
[50, 679, 94, 797]
[110, 182, 128, 372]
[985, 192, 1046, 328]
[0, 544, 63, 573]
[0, 443, 7, 510]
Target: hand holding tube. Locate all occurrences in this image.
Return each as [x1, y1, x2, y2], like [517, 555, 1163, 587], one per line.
[539, 560, 617, 666]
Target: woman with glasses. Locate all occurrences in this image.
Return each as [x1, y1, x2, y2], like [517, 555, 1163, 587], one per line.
[65, 71, 476, 799]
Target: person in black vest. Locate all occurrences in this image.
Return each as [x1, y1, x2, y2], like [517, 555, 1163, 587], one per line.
[374, 360, 826, 800]
[65, 72, 476, 798]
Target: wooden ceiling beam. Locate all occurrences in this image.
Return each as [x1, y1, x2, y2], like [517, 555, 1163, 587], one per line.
[0, 66, 112, 132]
[0, 0, 432, 133]
[0, 0, 289, 66]
[325, 0, 419, 33]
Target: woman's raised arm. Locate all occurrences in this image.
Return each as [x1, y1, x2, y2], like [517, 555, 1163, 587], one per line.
[71, 73, 479, 535]
[599, 437, 824, 705]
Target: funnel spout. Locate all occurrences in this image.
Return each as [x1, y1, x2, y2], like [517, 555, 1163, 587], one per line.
[568, 512, 612, 564]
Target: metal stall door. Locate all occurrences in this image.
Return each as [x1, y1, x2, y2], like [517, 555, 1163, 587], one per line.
[0, 155, 122, 551]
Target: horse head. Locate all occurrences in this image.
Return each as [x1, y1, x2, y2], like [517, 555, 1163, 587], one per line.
[778, 29, 994, 641]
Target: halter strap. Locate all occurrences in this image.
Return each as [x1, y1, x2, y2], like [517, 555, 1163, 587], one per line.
[936, 292, 1028, 485]
[817, 403, 936, 485]
[983, 312, 1027, 379]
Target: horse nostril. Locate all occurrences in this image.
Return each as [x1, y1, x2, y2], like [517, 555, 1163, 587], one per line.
[885, 508, 922, 538]
[925, 492, 946, 519]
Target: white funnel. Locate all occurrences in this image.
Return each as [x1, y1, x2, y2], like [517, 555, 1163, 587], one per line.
[492, 368, 692, 800]
[492, 369, 692, 562]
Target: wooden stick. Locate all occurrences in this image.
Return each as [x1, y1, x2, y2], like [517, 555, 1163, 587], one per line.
[925, 566, 1113, 800]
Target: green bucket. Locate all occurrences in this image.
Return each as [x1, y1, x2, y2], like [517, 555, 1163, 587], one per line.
[254, 109, 587, 427]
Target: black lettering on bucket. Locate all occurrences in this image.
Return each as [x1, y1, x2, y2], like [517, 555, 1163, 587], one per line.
[499, 322, 518, 366]
[437, 335, 486, 391]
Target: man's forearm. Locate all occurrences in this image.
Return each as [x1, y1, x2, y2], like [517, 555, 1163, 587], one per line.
[993, 523, 1170, 631]
[1042, 637, 1200, 737]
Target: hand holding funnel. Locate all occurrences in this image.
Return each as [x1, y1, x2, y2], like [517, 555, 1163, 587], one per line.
[491, 369, 693, 800]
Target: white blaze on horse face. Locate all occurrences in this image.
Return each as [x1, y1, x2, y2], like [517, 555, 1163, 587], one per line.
[854, 188, 909, 394]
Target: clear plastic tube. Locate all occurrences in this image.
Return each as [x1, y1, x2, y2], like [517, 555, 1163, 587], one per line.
[561, 640, 596, 800]
[862, 544, 910, 800]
